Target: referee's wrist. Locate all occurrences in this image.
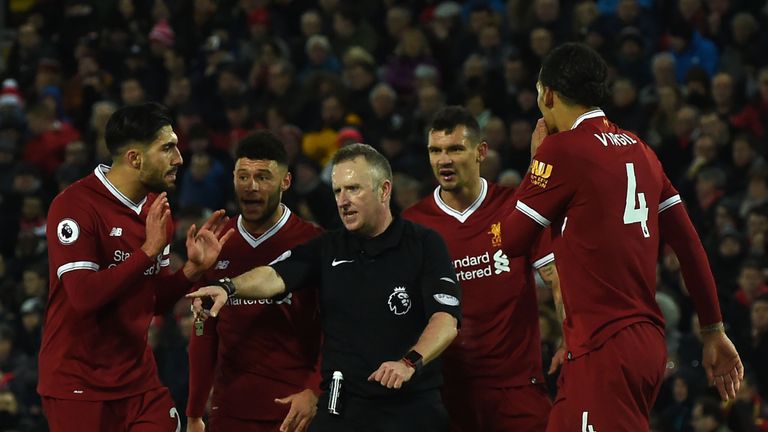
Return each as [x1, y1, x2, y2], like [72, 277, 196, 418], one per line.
[400, 350, 424, 374]
[215, 277, 237, 298]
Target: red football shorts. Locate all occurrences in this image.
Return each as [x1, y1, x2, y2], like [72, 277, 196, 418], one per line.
[442, 374, 551, 432]
[547, 322, 667, 432]
[209, 412, 283, 432]
[42, 386, 180, 432]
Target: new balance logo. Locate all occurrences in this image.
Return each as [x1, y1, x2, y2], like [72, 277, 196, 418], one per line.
[582, 411, 597, 432]
[109, 227, 123, 237]
[331, 259, 354, 267]
[214, 260, 230, 270]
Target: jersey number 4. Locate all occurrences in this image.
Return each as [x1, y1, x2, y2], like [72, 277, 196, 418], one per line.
[623, 163, 650, 238]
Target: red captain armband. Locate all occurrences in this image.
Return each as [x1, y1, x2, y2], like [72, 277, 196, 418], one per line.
[401, 350, 424, 374]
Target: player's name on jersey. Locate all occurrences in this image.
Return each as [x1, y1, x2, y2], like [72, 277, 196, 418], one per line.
[453, 250, 510, 281]
[227, 293, 293, 306]
[594, 132, 638, 147]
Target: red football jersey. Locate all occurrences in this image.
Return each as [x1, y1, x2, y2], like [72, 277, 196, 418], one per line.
[187, 208, 323, 421]
[39, 165, 185, 400]
[514, 110, 679, 358]
[403, 180, 553, 387]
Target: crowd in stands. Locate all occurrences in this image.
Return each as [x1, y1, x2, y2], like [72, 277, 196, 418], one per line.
[1, 0, 767, 430]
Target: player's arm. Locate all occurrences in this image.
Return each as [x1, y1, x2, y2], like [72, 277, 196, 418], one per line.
[369, 229, 460, 389]
[659, 199, 743, 400]
[154, 210, 235, 315]
[51, 193, 171, 314]
[186, 307, 219, 429]
[538, 262, 564, 323]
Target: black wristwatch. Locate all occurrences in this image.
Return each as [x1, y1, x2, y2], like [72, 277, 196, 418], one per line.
[215, 277, 237, 298]
[401, 350, 424, 374]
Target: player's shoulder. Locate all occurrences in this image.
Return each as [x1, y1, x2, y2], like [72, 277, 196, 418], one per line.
[402, 194, 437, 220]
[49, 173, 99, 215]
[287, 211, 325, 238]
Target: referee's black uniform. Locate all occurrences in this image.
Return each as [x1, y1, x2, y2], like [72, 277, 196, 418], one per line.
[272, 216, 462, 432]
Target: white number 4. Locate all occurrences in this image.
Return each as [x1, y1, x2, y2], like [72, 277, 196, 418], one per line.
[623, 163, 650, 238]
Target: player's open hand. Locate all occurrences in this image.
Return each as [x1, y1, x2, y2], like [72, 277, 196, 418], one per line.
[275, 389, 318, 432]
[531, 118, 549, 158]
[701, 331, 744, 401]
[186, 285, 228, 317]
[368, 361, 415, 389]
[185, 210, 235, 278]
[142, 192, 171, 257]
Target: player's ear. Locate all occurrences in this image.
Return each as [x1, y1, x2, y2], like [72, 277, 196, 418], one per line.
[544, 87, 555, 109]
[125, 149, 141, 169]
[476, 141, 488, 163]
[281, 170, 292, 192]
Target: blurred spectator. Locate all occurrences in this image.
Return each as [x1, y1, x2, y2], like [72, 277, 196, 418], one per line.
[615, 27, 652, 89]
[177, 152, 228, 212]
[745, 206, 768, 258]
[364, 83, 407, 148]
[605, 77, 646, 135]
[750, 294, 768, 398]
[384, 28, 438, 96]
[691, 396, 732, 432]
[668, 18, 719, 82]
[739, 167, 768, 218]
[640, 52, 678, 109]
[726, 135, 765, 195]
[300, 35, 341, 83]
[331, 7, 378, 59]
[22, 105, 81, 177]
[660, 371, 696, 432]
[731, 67, 768, 140]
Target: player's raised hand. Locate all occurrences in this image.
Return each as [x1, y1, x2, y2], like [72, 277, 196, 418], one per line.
[186, 210, 235, 277]
[531, 118, 549, 158]
[701, 330, 744, 401]
[368, 361, 415, 389]
[186, 285, 228, 317]
[142, 192, 171, 257]
[275, 389, 318, 432]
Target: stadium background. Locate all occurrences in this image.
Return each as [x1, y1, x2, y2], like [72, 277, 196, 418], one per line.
[0, 0, 767, 430]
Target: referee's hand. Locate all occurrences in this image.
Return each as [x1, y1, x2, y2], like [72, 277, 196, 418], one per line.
[186, 286, 228, 317]
[368, 361, 415, 389]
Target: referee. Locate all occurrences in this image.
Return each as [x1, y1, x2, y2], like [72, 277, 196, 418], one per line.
[189, 143, 461, 432]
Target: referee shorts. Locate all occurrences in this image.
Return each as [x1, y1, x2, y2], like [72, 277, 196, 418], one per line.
[309, 389, 448, 432]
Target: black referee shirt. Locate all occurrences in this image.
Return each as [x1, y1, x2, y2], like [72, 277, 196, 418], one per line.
[272, 216, 462, 398]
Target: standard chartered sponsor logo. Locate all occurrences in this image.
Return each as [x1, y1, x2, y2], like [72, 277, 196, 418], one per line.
[493, 249, 510, 274]
[453, 250, 510, 281]
[227, 293, 293, 306]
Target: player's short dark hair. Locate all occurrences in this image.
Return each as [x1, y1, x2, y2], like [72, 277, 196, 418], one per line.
[234, 130, 288, 167]
[539, 42, 610, 107]
[429, 106, 482, 145]
[332, 143, 392, 188]
[105, 102, 172, 156]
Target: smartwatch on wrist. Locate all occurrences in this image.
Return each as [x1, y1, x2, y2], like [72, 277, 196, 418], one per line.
[401, 350, 423, 374]
[215, 277, 237, 298]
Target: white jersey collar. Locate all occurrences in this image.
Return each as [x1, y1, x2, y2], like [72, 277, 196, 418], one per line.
[433, 178, 488, 224]
[238, 204, 292, 248]
[94, 164, 147, 215]
[571, 109, 606, 130]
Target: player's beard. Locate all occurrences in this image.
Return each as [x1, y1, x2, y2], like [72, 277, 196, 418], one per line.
[240, 187, 281, 228]
[140, 163, 177, 193]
